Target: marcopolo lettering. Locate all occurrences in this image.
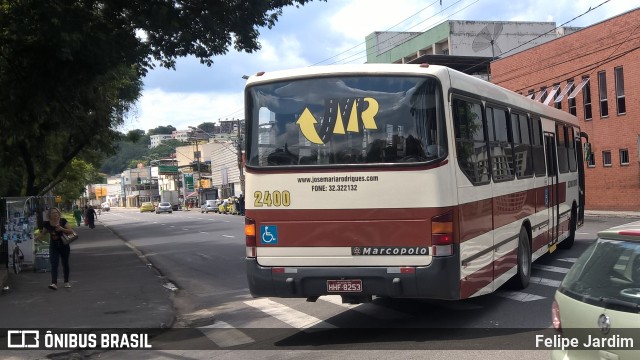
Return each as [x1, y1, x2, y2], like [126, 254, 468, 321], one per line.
[352, 246, 429, 256]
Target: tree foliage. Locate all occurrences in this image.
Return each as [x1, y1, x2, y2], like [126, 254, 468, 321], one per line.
[0, 0, 320, 196]
[148, 125, 177, 136]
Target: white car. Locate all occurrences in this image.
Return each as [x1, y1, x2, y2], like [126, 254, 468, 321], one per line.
[155, 202, 173, 214]
[101, 202, 110, 212]
[551, 220, 640, 360]
[201, 200, 217, 213]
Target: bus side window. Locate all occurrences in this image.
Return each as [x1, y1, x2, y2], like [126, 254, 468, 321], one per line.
[511, 112, 534, 178]
[530, 117, 546, 177]
[486, 105, 514, 182]
[452, 98, 490, 185]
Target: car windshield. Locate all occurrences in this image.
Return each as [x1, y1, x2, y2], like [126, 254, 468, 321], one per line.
[246, 75, 447, 167]
[159, 202, 170, 206]
[559, 238, 640, 312]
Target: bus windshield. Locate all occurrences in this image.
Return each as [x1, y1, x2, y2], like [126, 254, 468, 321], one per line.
[245, 75, 447, 167]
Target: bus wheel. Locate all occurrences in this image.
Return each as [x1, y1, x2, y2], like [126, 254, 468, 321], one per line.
[509, 227, 531, 289]
[558, 206, 577, 250]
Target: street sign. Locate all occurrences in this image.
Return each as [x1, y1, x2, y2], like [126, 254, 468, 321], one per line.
[158, 165, 178, 174]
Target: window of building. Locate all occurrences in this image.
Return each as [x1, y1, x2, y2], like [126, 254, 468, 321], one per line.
[552, 83, 562, 109]
[582, 76, 592, 120]
[566, 80, 577, 116]
[453, 97, 490, 185]
[620, 149, 629, 165]
[598, 71, 608, 118]
[602, 150, 612, 167]
[587, 151, 595, 167]
[527, 89, 535, 100]
[615, 67, 626, 115]
[536, 87, 548, 103]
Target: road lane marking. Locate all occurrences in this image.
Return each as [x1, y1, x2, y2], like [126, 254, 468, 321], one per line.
[183, 228, 190, 231]
[529, 276, 562, 288]
[222, 235, 234, 238]
[200, 321, 255, 347]
[320, 295, 410, 320]
[244, 298, 336, 329]
[533, 264, 569, 274]
[496, 291, 545, 302]
[558, 258, 576, 263]
[200, 232, 209, 234]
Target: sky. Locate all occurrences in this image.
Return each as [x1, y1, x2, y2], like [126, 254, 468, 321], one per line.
[120, 0, 639, 133]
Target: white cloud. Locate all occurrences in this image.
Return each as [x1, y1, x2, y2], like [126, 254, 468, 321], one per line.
[256, 37, 309, 69]
[123, 89, 244, 132]
[126, 0, 640, 132]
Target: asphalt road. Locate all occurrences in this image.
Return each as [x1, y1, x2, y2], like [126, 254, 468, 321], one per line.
[96, 209, 637, 358]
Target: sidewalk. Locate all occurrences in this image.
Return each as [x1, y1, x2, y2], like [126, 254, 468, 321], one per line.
[585, 210, 640, 218]
[0, 220, 175, 358]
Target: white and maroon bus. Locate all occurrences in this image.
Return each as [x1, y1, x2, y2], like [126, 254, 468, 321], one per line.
[243, 64, 587, 303]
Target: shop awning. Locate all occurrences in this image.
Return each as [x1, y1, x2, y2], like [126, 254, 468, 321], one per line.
[186, 192, 198, 198]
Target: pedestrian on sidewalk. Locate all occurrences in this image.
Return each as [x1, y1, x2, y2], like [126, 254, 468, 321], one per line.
[34, 207, 73, 290]
[85, 205, 97, 229]
[72, 206, 83, 227]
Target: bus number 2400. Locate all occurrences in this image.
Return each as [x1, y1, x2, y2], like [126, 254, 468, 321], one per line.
[254, 190, 291, 207]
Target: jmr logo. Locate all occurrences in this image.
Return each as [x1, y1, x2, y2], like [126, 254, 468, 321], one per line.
[296, 97, 379, 145]
[7, 330, 40, 348]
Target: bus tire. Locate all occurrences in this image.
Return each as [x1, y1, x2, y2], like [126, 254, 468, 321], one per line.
[509, 227, 531, 289]
[558, 206, 577, 250]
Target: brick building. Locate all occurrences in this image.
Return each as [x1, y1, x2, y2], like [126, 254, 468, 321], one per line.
[491, 9, 640, 211]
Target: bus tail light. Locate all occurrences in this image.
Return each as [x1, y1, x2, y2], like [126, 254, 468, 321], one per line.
[431, 212, 453, 257]
[245, 218, 256, 258]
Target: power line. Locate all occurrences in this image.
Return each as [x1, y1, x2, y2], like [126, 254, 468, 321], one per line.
[311, 0, 441, 66]
[327, 0, 472, 65]
[463, 0, 615, 74]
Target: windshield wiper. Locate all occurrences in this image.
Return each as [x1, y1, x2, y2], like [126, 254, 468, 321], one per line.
[584, 294, 640, 312]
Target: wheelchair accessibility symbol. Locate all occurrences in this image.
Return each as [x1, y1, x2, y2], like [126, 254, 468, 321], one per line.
[260, 225, 278, 245]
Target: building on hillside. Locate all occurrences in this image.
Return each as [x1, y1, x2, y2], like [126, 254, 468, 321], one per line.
[490, 8, 640, 211]
[218, 119, 244, 135]
[150, 134, 173, 148]
[366, 20, 580, 79]
[172, 129, 192, 143]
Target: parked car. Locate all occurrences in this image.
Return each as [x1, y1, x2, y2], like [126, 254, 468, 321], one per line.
[201, 200, 217, 213]
[101, 202, 110, 212]
[156, 202, 173, 214]
[551, 221, 640, 360]
[139, 202, 155, 213]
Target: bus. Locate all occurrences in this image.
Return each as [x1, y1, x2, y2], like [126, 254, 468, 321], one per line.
[243, 64, 587, 303]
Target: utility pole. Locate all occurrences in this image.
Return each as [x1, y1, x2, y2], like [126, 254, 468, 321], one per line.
[194, 138, 202, 207]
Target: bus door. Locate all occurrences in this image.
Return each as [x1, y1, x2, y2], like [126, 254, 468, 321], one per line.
[544, 132, 560, 251]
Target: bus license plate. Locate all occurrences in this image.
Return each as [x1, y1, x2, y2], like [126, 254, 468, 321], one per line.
[327, 279, 362, 293]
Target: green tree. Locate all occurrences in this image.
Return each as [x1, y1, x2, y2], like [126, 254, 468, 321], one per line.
[1, 0, 321, 196]
[53, 159, 102, 208]
[197, 122, 217, 135]
[148, 126, 177, 136]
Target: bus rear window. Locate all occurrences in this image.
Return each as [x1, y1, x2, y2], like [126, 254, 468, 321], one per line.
[245, 76, 447, 167]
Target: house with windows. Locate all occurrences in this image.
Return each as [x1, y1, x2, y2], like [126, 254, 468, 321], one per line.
[491, 8, 640, 210]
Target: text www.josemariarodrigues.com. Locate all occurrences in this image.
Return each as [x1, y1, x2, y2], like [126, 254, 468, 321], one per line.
[297, 175, 379, 184]
[298, 175, 379, 192]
